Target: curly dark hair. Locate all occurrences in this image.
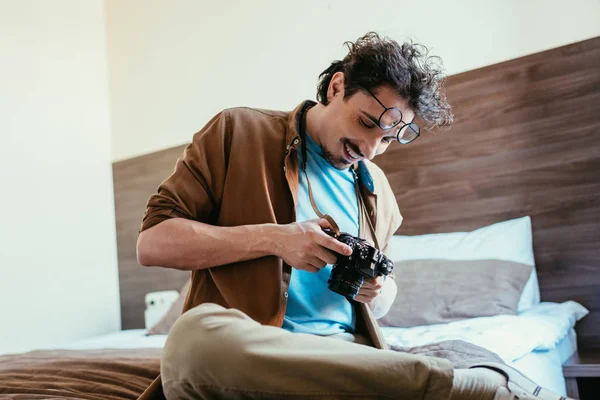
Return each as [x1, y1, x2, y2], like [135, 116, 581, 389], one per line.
[317, 32, 453, 129]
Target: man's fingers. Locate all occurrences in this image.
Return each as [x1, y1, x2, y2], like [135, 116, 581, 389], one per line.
[316, 218, 332, 230]
[353, 294, 374, 304]
[308, 256, 327, 270]
[314, 246, 337, 265]
[357, 287, 380, 298]
[318, 234, 352, 256]
[311, 218, 352, 256]
[362, 276, 385, 289]
[301, 263, 320, 273]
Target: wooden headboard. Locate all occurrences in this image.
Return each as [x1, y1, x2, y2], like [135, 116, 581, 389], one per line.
[113, 37, 600, 346]
[113, 146, 189, 329]
[374, 37, 600, 348]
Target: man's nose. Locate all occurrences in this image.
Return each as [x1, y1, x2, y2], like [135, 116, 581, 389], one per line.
[361, 137, 381, 160]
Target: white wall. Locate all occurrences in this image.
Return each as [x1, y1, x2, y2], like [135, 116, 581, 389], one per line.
[0, 1, 120, 354]
[106, 0, 600, 161]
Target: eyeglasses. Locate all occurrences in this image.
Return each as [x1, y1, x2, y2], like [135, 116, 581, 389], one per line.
[365, 88, 420, 144]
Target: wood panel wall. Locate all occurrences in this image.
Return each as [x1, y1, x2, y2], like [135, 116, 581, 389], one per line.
[374, 37, 600, 348]
[113, 37, 600, 346]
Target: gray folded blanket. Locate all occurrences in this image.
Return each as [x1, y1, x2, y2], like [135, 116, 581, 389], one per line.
[390, 339, 505, 369]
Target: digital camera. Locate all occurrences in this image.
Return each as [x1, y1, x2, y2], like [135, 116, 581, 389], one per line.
[326, 232, 394, 300]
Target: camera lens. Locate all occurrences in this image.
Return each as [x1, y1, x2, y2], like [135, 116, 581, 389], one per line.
[328, 266, 364, 300]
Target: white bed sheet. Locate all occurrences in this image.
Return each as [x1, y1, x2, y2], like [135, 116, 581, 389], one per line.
[58, 329, 167, 350]
[507, 328, 576, 395]
[54, 314, 579, 397]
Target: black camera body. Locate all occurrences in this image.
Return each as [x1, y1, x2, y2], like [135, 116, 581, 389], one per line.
[326, 232, 394, 300]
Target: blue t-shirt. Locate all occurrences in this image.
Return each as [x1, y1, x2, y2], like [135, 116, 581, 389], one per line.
[282, 132, 359, 335]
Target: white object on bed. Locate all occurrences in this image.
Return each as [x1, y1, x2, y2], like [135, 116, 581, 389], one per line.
[380, 301, 588, 363]
[508, 328, 577, 396]
[386, 216, 540, 312]
[144, 290, 180, 329]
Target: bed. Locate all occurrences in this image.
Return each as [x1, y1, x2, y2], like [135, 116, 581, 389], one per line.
[2, 37, 598, 399]
[0, 217, 591, 399]
[0, 299, 586, 398]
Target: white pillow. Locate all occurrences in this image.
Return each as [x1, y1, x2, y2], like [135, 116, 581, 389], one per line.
[386, 216, 540, 312]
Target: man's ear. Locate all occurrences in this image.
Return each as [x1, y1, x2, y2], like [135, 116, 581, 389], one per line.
[327, 72, 345, 102]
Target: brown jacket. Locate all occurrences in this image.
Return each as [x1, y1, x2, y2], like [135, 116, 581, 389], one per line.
[138, 101, 402, 399]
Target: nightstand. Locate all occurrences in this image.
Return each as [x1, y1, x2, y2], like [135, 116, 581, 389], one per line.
[562, 349, 600, 399]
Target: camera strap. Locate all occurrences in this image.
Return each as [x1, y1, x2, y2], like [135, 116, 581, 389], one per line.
[299, 108, 342, 238]
[351, 167, 380, 250]
[302, 169, 342, 238]
[304, 167, 380, 249]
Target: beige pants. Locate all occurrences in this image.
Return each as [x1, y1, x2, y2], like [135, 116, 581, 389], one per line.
[160, 303, 509, 400]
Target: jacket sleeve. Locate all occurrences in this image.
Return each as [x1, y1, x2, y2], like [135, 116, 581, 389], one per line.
[139, 111, 230, 233]
[380, 200, 402, 257]
[378, 172, 403, 280]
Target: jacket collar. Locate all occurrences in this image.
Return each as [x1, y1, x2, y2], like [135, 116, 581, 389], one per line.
[286, 100, 375, 194]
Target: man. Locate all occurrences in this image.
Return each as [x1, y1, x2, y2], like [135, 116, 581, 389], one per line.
[137, 33, 569, 400]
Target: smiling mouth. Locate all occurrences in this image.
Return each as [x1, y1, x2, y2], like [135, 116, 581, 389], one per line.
[343, 142, 362, 161]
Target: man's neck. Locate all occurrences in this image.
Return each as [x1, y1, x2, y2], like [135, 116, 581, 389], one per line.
[304, 103, 326, 149]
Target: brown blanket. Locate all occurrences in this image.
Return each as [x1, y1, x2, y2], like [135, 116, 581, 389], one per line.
[0, 349, 161, 400]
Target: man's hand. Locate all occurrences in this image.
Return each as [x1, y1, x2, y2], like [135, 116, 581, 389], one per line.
[355, 275, 398, 319]
[354, 276, 386, 304]
[273, 218, 352, 273]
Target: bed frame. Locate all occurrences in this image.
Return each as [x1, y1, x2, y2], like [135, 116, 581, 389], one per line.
[112, 37, 600, 348]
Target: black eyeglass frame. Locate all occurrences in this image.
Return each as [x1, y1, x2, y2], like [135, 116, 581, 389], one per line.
[364, 88, 420, 144]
